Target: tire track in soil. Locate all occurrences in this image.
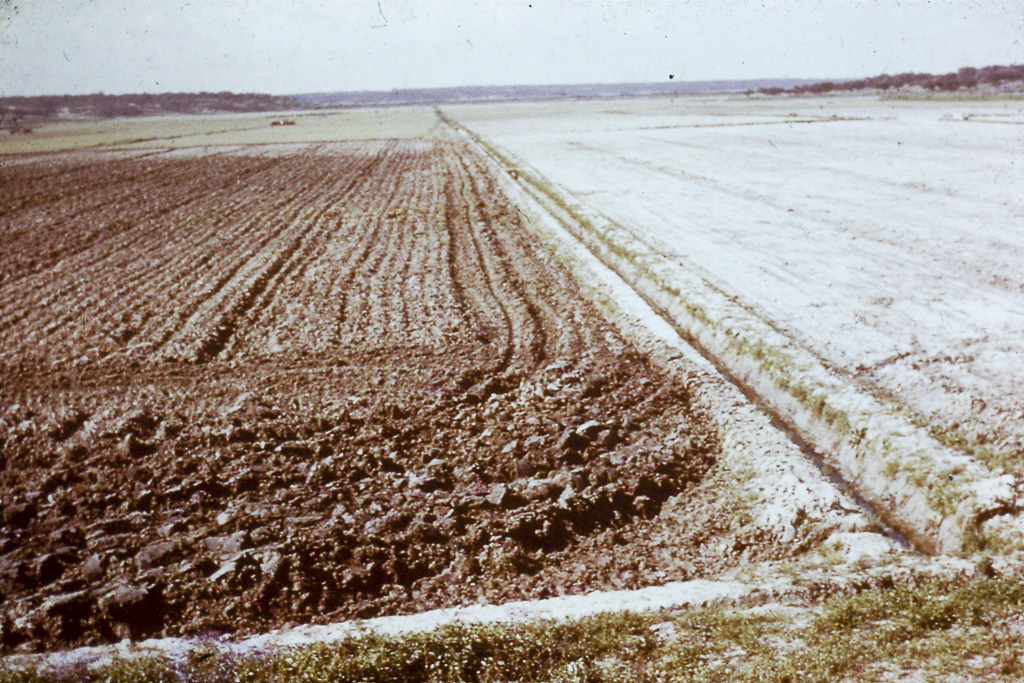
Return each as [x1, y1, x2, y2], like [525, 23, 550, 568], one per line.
[442, 146, 520, 379]
[454, 153, 520, 374]
[441, 160, 480, 342]
[474, 170, 603, 363]
[457, 146, 552, 374]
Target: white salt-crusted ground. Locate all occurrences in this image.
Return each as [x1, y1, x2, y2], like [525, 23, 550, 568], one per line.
[448, 95, 1024, 552]
[452, 95, 1024, 474]
[484, 147, 894, 553]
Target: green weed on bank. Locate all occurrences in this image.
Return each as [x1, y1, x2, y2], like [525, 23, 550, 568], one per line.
[2, 573, 1022, 682]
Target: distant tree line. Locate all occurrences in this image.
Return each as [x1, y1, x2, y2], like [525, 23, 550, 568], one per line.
[0, 92, 313, 126]
[754, 64, 1023, 96]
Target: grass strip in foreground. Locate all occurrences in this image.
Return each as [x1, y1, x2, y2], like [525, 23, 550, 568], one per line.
[3, 574, 1022, 682]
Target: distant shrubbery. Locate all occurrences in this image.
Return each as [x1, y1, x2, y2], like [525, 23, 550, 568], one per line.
[754, 64, 1023, 96]
[0, 92, 312, 125]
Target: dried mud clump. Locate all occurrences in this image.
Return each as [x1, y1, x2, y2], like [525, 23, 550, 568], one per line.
[2, 139, 780, 653]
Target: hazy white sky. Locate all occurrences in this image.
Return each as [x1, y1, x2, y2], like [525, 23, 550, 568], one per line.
[1, 0, 1022, 96]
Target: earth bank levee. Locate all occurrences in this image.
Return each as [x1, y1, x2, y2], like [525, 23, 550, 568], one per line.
[2, 133, 865, 654]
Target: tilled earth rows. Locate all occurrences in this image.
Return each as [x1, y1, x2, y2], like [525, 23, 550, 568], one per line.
[1, 137, 824, 654]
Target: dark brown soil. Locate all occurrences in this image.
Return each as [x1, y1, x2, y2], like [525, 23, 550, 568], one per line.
[0, 136, 796, 654]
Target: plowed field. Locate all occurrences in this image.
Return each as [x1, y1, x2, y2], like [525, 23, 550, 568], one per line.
[0, 133, 833, 653]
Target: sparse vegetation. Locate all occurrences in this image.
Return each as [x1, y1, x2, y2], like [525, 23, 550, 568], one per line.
[4, 573, 1021, 682]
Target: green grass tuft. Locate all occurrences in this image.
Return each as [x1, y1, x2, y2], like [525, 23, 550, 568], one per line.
[4, 574, 1022, 682]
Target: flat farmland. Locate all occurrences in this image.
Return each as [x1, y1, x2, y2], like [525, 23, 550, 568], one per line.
[1, 109, 885, 654]
[0, 107, 440, 156]
[451, 96, 1024, 551]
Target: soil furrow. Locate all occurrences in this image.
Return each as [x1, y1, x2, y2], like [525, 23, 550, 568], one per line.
[0, 154, 306, 335]
[150, 153, 376, 361]
[219, 148, 395, 358]
[448, 149, 517, 374]
[128, 153, 352, 352]
[455, 145, 550, 373]
[331, 144, 422, 341]
[0, 154, 284, 286]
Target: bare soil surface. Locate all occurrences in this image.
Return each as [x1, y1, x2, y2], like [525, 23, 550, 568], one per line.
[0, 137, 835, 654]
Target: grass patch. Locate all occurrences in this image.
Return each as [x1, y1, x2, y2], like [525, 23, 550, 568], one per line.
[4, 574, 1022, 682]
[928, 423, 1017, 480]
[856, 381, 1019, 479]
